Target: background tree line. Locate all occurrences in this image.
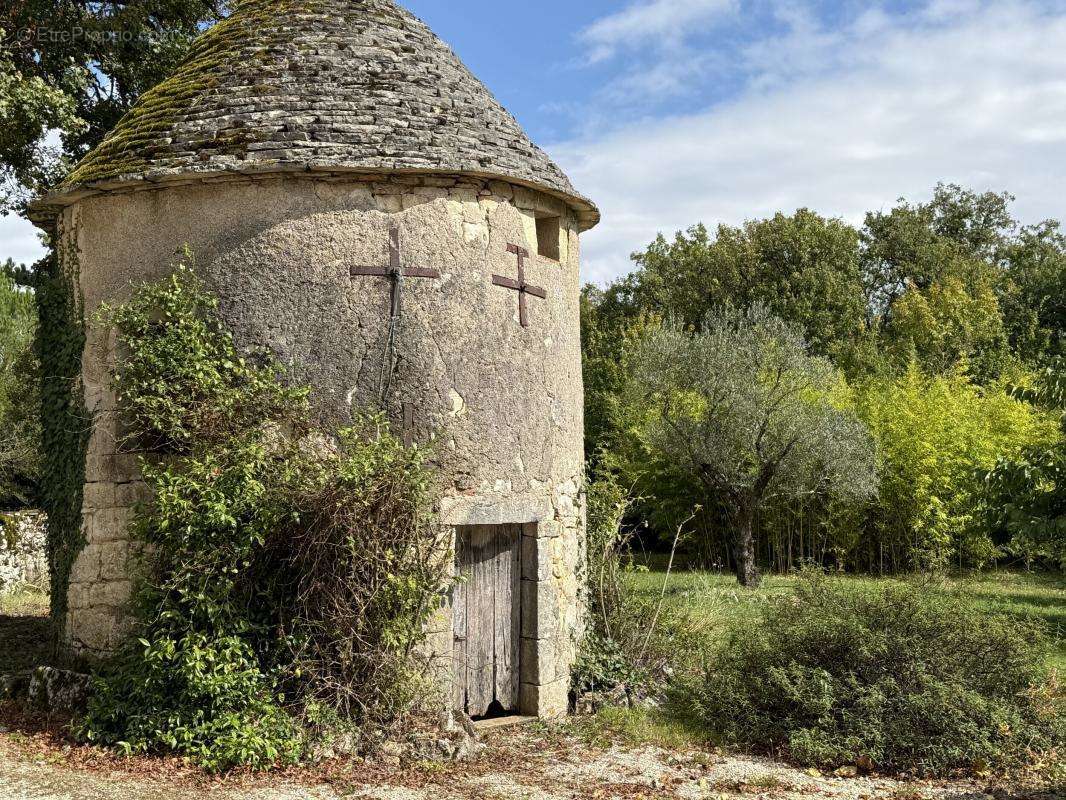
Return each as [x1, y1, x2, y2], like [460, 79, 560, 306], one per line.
[2, 8, 1063, 579]
[585, 184, 1066, 579]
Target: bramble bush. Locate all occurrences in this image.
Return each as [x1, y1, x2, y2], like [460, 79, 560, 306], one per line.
[686, 574, 1063, 776]
[77, 264, 447, 771]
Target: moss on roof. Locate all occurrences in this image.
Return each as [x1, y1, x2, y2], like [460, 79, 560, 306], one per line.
[63, 0, 323, 187]
[55, 0, 597, 225]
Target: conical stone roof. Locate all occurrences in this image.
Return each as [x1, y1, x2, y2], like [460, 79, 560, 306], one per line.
[42, 0, 598, 228]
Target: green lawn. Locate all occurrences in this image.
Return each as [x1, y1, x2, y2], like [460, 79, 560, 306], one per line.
[626, 566, 1066, 671]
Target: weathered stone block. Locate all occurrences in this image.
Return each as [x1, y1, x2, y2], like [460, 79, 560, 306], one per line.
[91, 507, 135, 544]
[521, 578, 560, 640]
[68, 544, 102, 585]
[89, 579, 132, 609]
[520, 678, 569, 718]
[98, 541, 130, 582]
[521, 534, 550, 582]
[82, 482, 116, 510]
[110, 453, 143, 481]
[66, 582, 92, 610]
[520, 636, 565, 685]
[114, 481, 151, 507]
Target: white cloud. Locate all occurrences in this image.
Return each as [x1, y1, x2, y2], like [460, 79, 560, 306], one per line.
[0, 215, 46, 267]
[554, 1, 1066, 285]
[579, 0, 738, 63]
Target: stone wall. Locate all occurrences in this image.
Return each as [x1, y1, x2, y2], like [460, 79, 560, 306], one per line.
[0, 511, 48, 594]
[59, 171, 586, 715]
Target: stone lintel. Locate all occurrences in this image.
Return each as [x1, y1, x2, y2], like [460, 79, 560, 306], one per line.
[439, 495, 553, 527]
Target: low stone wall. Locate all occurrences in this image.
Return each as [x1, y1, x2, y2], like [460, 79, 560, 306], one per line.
[0, 511, 48, 593]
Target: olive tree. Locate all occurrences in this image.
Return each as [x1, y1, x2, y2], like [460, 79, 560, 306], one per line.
[628, 305, 877, 586]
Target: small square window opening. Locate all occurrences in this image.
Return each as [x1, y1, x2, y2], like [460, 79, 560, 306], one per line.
[535, 216, 561, 261]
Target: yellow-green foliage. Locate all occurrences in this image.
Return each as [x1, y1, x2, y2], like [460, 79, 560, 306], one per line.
[887, 273, 1007, 377]
[856, 364, 1061, 569]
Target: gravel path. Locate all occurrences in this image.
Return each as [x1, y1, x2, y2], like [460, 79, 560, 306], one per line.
[3, 721, 1049, 800]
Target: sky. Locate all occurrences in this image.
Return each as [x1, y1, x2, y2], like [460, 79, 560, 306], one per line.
[4, 0, 1066, 284]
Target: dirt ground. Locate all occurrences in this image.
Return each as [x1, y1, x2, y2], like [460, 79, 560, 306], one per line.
[0, 716, 1059, 800]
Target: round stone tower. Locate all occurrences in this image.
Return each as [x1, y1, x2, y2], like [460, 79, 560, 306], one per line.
[30, 0, 598, 718]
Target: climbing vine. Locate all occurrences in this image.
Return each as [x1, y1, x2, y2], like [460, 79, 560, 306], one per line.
[33, 224, 89, 648]
[78, 264, 448, 771]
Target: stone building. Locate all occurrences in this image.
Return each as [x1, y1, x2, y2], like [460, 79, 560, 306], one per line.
[29, 0, 598, 718]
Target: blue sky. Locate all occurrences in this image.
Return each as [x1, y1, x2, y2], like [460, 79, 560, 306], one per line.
[5, 0, 1066, 283]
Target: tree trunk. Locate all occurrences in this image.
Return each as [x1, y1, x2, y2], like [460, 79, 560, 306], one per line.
[733, 504, 762, 588]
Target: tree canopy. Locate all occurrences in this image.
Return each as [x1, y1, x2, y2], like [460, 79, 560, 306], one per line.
[1, 0, 222, 214]
[586, 184, 1066, 576]
[609, 210, 870, 369]
[627, 305, 877, 585]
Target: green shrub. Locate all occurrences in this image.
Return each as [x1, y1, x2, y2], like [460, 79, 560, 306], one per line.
[102, 259, 308, 452]
[77, 263, 446, 771]
[687, 575, 1063, 776]
[0, 263, 40, 509]
[573, 466, 710, 697]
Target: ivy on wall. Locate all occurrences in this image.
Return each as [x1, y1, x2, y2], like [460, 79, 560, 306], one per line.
[33, 223, 89, 647]
[78, 266, 449, 771]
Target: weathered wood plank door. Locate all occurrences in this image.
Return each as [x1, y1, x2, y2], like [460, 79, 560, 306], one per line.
[453, 524, 521, 717]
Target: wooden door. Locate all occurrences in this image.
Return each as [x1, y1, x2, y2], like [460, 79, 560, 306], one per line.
[453, 524, 521, 717]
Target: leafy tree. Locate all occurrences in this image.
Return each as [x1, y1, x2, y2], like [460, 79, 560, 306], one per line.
[0, 38, 83, 212]
[861, 184, 1015, 378]
[861, 183, 1015, 313]
[615, 211, 871, 369]
[1, 0, 222, 213]
[0, 259, 40, 507]
[999, 221, 1066, 360]
[626, 305, 877, 586]
[581, 284, 659, 464]
[983, 359, 1066, 566]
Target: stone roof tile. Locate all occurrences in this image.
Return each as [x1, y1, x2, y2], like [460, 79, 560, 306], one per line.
[38, 0, 598, 228]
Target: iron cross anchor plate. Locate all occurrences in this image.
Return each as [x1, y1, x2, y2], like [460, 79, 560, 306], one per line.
[351, 226, 442, 317]
[492, 243, 547, 328]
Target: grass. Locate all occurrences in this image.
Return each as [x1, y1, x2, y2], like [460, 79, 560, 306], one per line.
[574, 705, 712, 751]
[625, 566, 1066, 670]
[578, 567, 1065, 763]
